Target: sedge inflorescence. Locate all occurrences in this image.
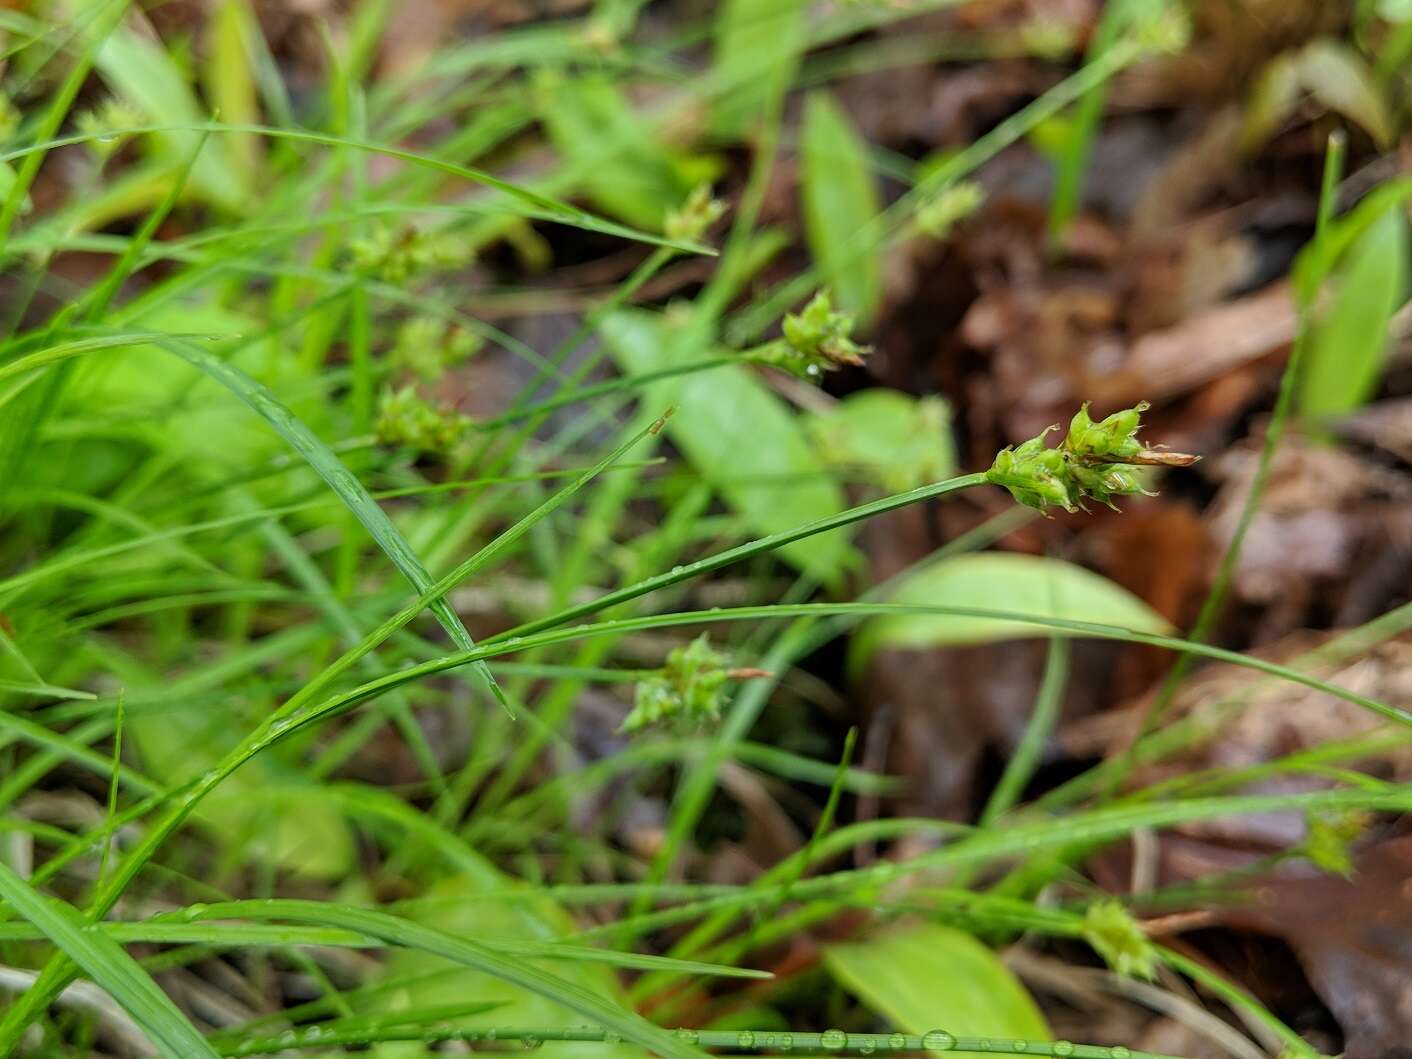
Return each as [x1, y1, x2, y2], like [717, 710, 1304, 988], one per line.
[986, 401, 1196, 515]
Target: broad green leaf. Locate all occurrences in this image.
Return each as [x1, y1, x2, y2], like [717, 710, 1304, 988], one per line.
[602, 309, 852, 581]
[1299, 205, 1409, 419]
[808, 390, 954, 492]
[824, 922, 1049, 1040]
[712, 0, 808, 137]
[536, 71, 718, 231]
[850, 552, 1170, 672]
[800, 92, 882, 322]
[0, 861, 219, 1059]
[95, 24, 245, 210]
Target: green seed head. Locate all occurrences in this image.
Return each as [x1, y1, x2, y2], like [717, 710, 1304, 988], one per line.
[1064, 401, 1148, 461]
[665, 183, 726, 244]
[764, 290, 871, 380]
[621, 635, 733, 734]
[988, 403, 1184, 513]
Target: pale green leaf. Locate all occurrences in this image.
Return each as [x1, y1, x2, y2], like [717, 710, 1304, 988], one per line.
[1298, 40, 1395, 149]
[204, 0, 262, 183]
[603, 309, 853, 581]
[800, 92, 883, 322]
[809, 390, 954, 492]
[712, 0, 808, 136]
[851, 552, 1171, 671]
[1241, 51, 1301, 153]
[536, 71, 717, 231]
[824, 922, 1049, 1040]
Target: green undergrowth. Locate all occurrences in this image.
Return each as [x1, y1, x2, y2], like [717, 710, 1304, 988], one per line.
[0, 2, 1408, 1059]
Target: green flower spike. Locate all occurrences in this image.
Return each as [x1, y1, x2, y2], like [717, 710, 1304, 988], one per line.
[986, 427, 1078, 513]
[760, 290, 871, 380]
[621, 635, 768, 735]
[1304, 810, 1369, 879]
[376, 385, 472, 453]
[986, 401, 1198, 515]
[664, 183, 726, 244]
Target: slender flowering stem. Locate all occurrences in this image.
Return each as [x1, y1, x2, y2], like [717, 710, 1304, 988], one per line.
[219, 1024, 1191, 1059]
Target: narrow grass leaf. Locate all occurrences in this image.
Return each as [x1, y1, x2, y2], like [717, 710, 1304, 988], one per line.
[172, 901, 711, 1059]
[148, 334, 502, 702]
[0, 861, 219, 1059]
[1298, 205, 1409, 419]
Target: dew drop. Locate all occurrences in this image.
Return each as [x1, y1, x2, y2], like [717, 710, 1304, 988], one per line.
[1110, 1049, 1130, 1059]
[779, 1033, 795, 1051]
[181, 903, 207, 921]
[522, 1035, 543, 1050]
[737, 1032, 756, 1049]
[675, 1029, 699, 1043]
[486, 1029, 499, 1040]
[604, 1032, 623, 1044]
[889, 1034, 908, 1051]
[1014, 1042, 1028, 1052]
[822, 1030, 847, 1050]
[923, 1031, 956, 1052]
[976, 1039, 992, 1051]
[1054, 1043, 1075, 1057]
[860, 1040, 877, 1055]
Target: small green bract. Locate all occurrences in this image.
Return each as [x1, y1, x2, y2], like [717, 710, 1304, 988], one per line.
[985, 401, 1194, 514]
[621, 634, 731, 734]
[1304, 809, 1369, 878]
[1082, 900, 1158, 981]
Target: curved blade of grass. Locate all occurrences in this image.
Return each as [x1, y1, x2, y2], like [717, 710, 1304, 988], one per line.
[0, 332, 225, 380]
[0, 861, 219, 1059]
[0, 122, 714, 255]
[0, 678, 96, 700]
[140, 334, 502, 704]
[276, 602, 1412, 746]
[157, 900, 711, 1059]
[274, 412, 668, 719]
[0, 915, 767, 978]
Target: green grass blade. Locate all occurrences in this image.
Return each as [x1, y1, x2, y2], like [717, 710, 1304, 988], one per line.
[0, 122, 715, 255]
[164, 900, 713, 1059]
[146, 333, 503, 703]
[0, 861, 219, 1059]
